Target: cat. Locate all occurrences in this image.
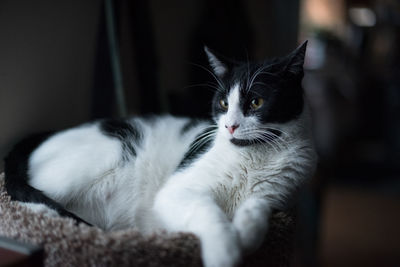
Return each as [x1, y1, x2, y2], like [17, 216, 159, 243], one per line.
[4, 41, 317, 267]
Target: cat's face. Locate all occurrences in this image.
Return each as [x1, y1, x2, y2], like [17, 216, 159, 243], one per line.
[206, 42, 307, 146]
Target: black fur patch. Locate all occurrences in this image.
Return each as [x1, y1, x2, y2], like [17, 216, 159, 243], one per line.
[100, 119, 142, 159]
[180, 119, 202, 136]
[177, 128, 214, 170]
[4, 132, 90, 224]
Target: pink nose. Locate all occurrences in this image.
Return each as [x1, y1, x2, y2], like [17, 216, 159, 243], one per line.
[226, 124, 239, 134]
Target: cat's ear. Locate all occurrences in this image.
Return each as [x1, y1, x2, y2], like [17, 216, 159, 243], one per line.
[204, 46, 228, 77]
[283, 40, 307, 76]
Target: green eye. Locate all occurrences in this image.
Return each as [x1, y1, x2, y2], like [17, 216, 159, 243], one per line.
[250, 98, 264, 110]
[219, 99, 229, 110]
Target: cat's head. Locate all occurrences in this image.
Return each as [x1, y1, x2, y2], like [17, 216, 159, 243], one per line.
[206, 42, 307, 146]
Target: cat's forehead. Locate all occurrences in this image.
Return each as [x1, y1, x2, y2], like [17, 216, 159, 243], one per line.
[223, 60, 281, 93]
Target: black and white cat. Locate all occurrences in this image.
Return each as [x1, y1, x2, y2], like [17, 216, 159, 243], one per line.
[4, 42, 317, 267]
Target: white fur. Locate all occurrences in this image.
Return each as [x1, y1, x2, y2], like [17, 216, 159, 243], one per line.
[224, 84, 243, 129]
[27, 99, 317, 267]
[154, 102, 316, 266]
[28, 116, 209, 231]
[29, 124, 123, 203]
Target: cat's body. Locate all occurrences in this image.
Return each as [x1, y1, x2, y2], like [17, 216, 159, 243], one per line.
[4, 42, 317, 267]
[22, 116, 210, 232]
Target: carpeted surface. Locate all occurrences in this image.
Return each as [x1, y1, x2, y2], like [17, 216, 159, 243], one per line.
[0, 173, 295, 266]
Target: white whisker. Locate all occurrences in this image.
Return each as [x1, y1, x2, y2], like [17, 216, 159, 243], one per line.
[189, 62, 225, 92]
[187, 126, 218, 155]
[183, 82, 222, 93]
[247, 65, 279, 92]
[234, 126, 296, 154]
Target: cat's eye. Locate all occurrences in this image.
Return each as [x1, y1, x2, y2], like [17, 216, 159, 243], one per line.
[219, 99, 229, 110]
[250, 98, 264, 110]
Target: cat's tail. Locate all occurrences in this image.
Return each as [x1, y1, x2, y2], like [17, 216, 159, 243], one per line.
[4, 132, 91, 226]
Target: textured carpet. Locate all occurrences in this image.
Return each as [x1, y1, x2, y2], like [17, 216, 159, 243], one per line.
[0, 173, 294, 266]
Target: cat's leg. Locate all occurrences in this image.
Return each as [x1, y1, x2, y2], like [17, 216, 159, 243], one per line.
[232, 197, 271, 253]
[154, 185, 241, 267]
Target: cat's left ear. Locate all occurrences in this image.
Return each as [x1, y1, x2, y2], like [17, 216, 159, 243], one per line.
[283, 40, 307, 76]
[204, 46, 228, 77]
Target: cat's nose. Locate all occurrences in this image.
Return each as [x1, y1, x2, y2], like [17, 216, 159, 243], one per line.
[225, 124, 239, 134]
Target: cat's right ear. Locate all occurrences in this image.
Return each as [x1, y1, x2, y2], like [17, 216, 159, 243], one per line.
[204, 46, 227, 77]
[282, 41, 308, 77]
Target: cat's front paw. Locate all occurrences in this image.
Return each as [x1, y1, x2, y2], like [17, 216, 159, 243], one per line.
[233, 207, 269, 253]
[235, 222, 266, 253]
[201, 226, 242, 267]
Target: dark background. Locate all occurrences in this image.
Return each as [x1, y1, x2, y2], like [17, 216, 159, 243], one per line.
[0, 0, 399, 266]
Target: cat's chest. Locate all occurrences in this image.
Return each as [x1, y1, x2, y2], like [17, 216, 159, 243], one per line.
[212, 150, 274, 218]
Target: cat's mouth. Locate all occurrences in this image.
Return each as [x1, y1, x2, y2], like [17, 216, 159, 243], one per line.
[230, 129, 282, 147]
[230, 138, 254, 146]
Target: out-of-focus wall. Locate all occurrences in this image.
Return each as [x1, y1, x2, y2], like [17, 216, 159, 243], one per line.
[0, 0, 101, 171]
[0, 0, 301, 172]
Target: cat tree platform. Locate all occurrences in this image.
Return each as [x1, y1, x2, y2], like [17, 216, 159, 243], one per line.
[0, 173, 295, 266]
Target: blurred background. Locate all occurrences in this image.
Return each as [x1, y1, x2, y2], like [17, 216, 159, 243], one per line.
[0, 0, 399, 266]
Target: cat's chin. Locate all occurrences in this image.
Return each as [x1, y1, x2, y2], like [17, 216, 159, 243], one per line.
[230, 129, 282, 147]
[230, 138, 255, 147]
